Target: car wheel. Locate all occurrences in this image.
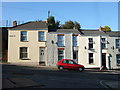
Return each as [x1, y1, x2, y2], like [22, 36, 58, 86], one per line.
[58, 66, 64, 71]
[78, 67, 83, 72]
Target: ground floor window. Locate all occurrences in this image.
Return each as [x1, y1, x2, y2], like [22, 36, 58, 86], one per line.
[116, 54, 120, 65]
[89, 53, 94, 64]
[20, 47, 28, 59]
[58, 49, 64, 61]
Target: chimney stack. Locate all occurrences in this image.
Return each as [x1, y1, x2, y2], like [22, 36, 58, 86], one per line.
[46, 18, 48, 23]
[13, 21, 17, 27]
[99, 26, 104, 31]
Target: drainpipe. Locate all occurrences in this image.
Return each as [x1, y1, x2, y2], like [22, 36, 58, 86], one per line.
[99, 35, 102, 67]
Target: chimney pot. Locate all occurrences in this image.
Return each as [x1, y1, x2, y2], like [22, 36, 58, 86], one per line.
[99, 26, 104, 31]
[13, 21, 17, 27]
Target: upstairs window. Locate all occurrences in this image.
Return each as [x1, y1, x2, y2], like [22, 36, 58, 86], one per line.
[101, 38, 106, 49]
[21, 31, 27, 41]
[88, 38, 93, 49]
[38, 32, 45, 41]
[89, 38, 93, 43]
[72, 35, 77, 46]
[116, 39, 120, 48]
[57, 35, 64, 47]
[20, 47, 28, 59]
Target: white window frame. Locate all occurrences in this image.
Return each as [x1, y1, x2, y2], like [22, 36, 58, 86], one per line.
[89, 53, 94, 64]
[21, 31, 27, 41]
[88, 38, 94, 49]
[72, 35, 78, 47]
[38, 31, 45, 41]
[20, 47, 28, 59]
[57, 35, 65, 47]
[116, 39, 120, 48]
[101, 38, 107, 49]
[58, 49, 64, 61]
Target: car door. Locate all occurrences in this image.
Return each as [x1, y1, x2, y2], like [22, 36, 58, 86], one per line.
[61, 60, 69, 69]
[68, 60, 78, 69]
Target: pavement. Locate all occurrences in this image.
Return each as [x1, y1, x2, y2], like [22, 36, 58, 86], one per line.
[1, 63, 120, 89]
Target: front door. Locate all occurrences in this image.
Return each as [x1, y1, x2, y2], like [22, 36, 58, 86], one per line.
[39, 47, 45, 65]
[102, 53, 106, 68]
[73, 50, 78, 63]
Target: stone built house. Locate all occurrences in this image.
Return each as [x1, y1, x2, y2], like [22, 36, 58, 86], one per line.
[8, 21, 120, 69]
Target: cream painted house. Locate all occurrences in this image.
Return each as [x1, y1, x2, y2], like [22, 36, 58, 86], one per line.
[8, 21, 48, 66]
[8, 21, 120, 69]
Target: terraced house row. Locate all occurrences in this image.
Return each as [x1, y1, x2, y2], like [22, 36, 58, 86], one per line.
[8, 21, 120, 69]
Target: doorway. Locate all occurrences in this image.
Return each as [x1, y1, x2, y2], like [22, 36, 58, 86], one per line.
[39, 47, 45, 65]
[102, 53, 106, 68]
[73, 50, 78, 63]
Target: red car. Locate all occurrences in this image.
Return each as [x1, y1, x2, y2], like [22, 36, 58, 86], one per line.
[57, 59, 85, 72]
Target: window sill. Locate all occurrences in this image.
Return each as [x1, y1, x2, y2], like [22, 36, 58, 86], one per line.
[20, 58, 31, 60]
[73, 46, 78, 47]
[21, 41, 29, 42]
[38, 41, 46, 42]
[58, 46, 65, 47]
[102, 48, 108, 50]
[88, 48, 95, 50]
[89, 63, 95, 65]
[117, 64, 120, 66]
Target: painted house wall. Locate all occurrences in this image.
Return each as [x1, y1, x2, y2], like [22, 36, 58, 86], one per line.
[78, 36, 102, 68]
[46, 33, 73, 66]
[8, 30, 48, 66]
[105, 36, 120, 69]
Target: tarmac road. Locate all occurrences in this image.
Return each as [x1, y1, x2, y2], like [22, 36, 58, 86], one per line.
[2, 64, 120, 89]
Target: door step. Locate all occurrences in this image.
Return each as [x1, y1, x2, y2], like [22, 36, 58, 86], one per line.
[39, 62, 45, 66]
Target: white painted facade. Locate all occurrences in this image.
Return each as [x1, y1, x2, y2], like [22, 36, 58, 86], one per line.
[8, 27, 120, 69]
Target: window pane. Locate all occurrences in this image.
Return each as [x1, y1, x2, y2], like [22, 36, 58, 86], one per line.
[20, 47, 28, 59]
[58, 36, 64, 46]
[89, 44, 93, 49]
[62, 60, 67, 63]
[69, 61, 74, 64]
[58, 41, 64, 46]
[89, 53, 93, 64]
[116, 54, 120, 65]
[102, 38, 105, 41]
[58, 50, 64, 54]
[38, 32, 45, 41]
[116, 39, 120, 48]
[73, 36, 77, 46]
[73, 41, 77, 46]
[21, 31, 27, 41]
[102, 43, 106, 49]
[89, 38, 93, 42]
[20, 47, 27, 52]
[58, 50, 64, 61]
[58, 36, 63, 41]
[73, 36, 77, 41]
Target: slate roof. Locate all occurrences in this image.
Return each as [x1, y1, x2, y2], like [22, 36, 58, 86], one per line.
[49, 29, 120, 37]
[8, 20, 119, 37]
[55, 29, 80, 34]
[10, 21, 48, 30]
[80, 30, 120, 37]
